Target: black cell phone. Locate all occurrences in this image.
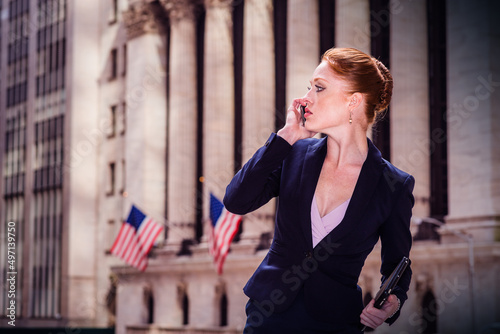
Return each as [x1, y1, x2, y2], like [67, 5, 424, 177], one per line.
[360, 257, 409, 331]
[300, 105, 306, 126]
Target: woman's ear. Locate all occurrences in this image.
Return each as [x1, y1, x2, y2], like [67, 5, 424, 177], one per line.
[348, 92, 363, 110]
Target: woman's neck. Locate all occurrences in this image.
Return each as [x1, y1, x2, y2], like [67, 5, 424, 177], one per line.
[324, 127, 368, 169]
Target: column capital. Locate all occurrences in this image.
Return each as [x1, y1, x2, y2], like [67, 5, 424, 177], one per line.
[123, 2, 163, 40]
[160, 0, 199, 22]
[204, 0, 234, 10]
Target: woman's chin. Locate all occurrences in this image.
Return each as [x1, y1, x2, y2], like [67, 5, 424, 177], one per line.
[304, 122, 317, 133]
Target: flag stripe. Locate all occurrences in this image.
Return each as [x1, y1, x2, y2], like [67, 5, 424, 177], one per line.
[138, 218, 163, 253]
[214, 212, 240, 262]
[122, 231, 138, 262]
[110, 205, 163, 271]
[112, 225, 135, 258]
[126, 237, 143, 265]
[216, 216, 240, 275]
[120, 229, 136, 258]
[213, 212, 233, 261]
[209, 194, 242, 275]
[110, 224, 132, 256]
[110, 226, 126, 255]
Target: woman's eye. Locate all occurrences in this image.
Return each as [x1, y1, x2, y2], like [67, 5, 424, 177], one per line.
[307, 85, 324, 92]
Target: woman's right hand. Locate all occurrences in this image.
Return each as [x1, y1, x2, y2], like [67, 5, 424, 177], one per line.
[277, 98, 317, 145]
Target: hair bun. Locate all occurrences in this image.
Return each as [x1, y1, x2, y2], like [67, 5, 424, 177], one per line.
[373, 58, 393, 113]
[321, 48, 394, 125]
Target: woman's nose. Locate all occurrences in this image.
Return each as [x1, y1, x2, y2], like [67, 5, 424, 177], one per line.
[302, 93, 312, 105]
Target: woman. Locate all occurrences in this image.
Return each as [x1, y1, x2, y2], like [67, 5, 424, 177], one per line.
[224, 47, 414, 333]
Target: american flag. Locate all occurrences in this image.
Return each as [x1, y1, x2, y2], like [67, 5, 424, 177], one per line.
[209, 193, 242, 275]
[110, 205, 163, 271]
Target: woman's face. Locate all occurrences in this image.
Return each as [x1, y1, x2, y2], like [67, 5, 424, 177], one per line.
[302, 61, 352, 133]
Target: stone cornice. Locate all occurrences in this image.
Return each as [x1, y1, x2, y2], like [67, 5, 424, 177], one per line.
[204, 0, 234, 9]
[160, 0, 199, 22]
[123, 2, 164, 40]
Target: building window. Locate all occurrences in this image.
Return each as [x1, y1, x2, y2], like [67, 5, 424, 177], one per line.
[2, 0, 67, 320]
[177, 283, 189, 325]
[120, 159, 125, 195]
[107, 162, 116, 196]
[108, 105, 117, 138]
[220, 293, 228, 326]
[143, 286, 154, 324]
[107, 219, 115, 250]
[109, 0, 118, 24]
[421, 290, 438, 333]
[109, 48, 118, 80]
[1, 198, 25, 317]
[122, 44, 127, 76]
[31, 191, 63, 318]
[182, 291, 189, 325]
[120, 102, 126, 135]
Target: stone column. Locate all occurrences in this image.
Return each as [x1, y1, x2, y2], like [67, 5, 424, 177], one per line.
[239, 0, 275, 242]
[446, 0, 500, 241]
[390, 0, 430, 218]
[154, 275, 183, 326]
[203, 0, 235, 232]
[335, 0, 371, 53]
[115, 281, 147, 334]
[286, 0, 320, 105]
[189, 275, 218, 327]
[161, 0, 198, 250]
[123, 2, 167, 236]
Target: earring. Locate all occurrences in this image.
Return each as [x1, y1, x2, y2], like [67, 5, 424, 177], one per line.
[349, 111, 353, 124]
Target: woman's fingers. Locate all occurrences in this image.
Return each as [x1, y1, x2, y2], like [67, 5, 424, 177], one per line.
[277, 98, 316, 144]
[359, 296, 399, 330]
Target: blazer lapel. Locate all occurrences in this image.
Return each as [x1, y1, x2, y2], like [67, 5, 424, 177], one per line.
[297, 137, 327, 248]
[323, 138, 385, 245]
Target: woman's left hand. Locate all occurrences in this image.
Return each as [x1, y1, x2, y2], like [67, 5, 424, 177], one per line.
[359, 294, 400, 330]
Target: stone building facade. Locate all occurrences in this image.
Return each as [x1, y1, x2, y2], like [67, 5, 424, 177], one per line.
[0, 0, 498, 333]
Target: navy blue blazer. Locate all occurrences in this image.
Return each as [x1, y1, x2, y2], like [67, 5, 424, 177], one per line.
[224, 133, 414, 328]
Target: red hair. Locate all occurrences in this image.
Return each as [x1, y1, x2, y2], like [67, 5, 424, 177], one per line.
[321, 47, 393, 124]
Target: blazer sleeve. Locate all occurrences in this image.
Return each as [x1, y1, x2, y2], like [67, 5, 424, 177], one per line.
[379, 174, 415, 325]
[223, 133, 293, 215]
